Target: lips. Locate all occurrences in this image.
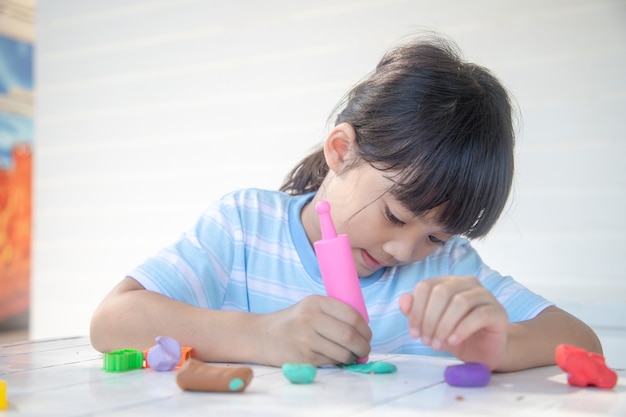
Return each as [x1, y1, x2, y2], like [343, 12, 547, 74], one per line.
[360, 249, 382, 271]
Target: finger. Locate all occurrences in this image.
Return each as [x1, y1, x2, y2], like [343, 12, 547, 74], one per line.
[420, 277, 478, 346]
[285, 307, 350, 366]
[431, 287, 494, 350]
[308, 332, 358, 366]
[398, 293, 413, 316]
[320, 297, 372, 342]
[405, 280, 435, 339]
[326, 328, 371, 361]
[315, 299, 371, 360]
[445, 303, 507, 347]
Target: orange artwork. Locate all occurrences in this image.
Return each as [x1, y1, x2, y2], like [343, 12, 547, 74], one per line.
[0, 20, 34, 327]
[0, 144, 31, 322]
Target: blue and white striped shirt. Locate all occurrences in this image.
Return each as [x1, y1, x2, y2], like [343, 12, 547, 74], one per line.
[129, 188, 552, 356]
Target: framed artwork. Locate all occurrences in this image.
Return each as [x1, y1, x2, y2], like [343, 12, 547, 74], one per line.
[0, 0, 34, 330]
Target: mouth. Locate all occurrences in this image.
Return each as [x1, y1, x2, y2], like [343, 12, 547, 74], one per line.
[360, 249, 382, 271]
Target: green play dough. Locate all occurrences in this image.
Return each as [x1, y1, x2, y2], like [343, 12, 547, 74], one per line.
[342, 361, 397, 374]
[281, 363, 317, 384]
[228, 378, 245, 391]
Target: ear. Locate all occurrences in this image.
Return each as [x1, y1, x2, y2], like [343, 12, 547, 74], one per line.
[323, 122, 358, 174]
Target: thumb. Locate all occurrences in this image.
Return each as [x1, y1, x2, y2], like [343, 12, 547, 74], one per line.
[398, 293, 413, 316]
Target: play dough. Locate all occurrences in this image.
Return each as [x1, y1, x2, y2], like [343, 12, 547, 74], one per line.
[146, 336, 181, 371]
[342, 361, 397, 374]
[176, 358, 253, 392]
[444, 362, 491, 387]
[282, 363, 317, 384]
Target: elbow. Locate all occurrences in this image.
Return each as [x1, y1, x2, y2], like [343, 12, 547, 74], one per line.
[553, 307, 604, 356]
[89, 302, 121, 353]
[588, 328, 604, 356]
[89, 277, 145, 353]
[89, 307, 109, 353]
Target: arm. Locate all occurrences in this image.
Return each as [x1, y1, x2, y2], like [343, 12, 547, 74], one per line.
[90, 277, 371, 367]
[399, 275, 602, 372]
[495, 305, 602, 372]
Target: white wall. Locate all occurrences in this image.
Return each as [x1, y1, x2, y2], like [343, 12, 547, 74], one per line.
[33, 1, 626, 341]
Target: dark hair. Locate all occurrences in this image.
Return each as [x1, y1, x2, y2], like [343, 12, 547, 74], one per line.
[280, 35, 515, 239]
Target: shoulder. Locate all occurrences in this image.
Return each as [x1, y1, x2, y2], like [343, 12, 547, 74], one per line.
[407, 236, 485, 277]
[444, 235, 473, 251]
[218, 188, 291, 210]
[444, 236, 491, 273]
[425, 236, 480, 265]
[388, 237, 476, 281]
[213, 188, 295, 222]
[191, 189, 297, 250]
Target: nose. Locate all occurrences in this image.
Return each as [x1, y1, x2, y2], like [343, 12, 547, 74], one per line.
[382, 238, 420, 264]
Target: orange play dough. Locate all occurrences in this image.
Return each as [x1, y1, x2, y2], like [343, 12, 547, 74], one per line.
[176, 358, 253, 392]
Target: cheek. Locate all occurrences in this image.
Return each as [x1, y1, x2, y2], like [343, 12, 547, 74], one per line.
[344, 229, 371, 249]
[413, 242, 445, 262]
[345, 218, 388, 248]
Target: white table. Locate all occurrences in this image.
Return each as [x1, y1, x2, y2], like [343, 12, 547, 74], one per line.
[1, 336, 624, 416]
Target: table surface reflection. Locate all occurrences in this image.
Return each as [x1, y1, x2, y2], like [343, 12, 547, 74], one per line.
[0, 336, 624, 416]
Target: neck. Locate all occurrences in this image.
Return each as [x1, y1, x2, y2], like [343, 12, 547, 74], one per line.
[300, 194, 323, 246]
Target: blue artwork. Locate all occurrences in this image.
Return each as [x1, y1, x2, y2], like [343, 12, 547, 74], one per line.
[0, 32, 34, 326]
[0, 34, 34, 170]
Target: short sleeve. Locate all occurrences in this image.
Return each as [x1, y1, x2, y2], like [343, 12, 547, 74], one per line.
[447, 238, 554, 322]
[128, 196, 240, 310]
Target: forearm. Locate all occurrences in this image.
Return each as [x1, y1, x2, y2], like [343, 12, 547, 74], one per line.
[495, 306, 602, 372]
[90, 282, 262, 363]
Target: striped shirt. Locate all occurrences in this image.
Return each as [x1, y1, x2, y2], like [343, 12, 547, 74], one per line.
[129, 188, 553, 356]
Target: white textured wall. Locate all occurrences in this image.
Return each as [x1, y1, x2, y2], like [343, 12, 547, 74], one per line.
[33, 1, 626, 345]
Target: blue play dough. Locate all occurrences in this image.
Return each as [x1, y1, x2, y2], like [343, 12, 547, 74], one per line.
[444, 362, 491, 387]
[342, 361, 397, 374]
[228, 378, 245, 391]
[282, 363, 317, 384]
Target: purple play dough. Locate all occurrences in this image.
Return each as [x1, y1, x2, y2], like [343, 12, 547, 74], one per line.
[147, 336, 182, 371]
[444, 362, 491, 387]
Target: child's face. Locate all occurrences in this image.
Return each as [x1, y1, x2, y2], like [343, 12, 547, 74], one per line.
[309, 163, 453, 277]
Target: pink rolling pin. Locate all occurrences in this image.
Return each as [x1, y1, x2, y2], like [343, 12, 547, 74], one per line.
[314, 200, 369, 364]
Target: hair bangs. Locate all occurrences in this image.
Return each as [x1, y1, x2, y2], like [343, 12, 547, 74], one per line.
[385, 126, 513, 238]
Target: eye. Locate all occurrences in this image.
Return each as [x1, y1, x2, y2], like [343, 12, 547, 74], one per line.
[428, 235, 446, 245]
[385, 207, 405, 226]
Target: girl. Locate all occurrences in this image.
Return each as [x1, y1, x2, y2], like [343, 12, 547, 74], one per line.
[90, 35, 601, 372]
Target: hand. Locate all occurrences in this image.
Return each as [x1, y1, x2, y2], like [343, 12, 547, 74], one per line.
[399, 275, 508, 370]
[259, 295, 372, 367]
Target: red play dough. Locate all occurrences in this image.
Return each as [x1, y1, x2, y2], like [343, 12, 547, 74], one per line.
[555, 344, 617, 389]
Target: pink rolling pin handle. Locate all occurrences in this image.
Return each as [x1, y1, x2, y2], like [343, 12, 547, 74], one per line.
[315, 200, 337, 239]
[314, 200, 369, 364]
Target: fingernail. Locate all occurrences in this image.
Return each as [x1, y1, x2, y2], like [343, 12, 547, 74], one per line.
[432, 339, 442, 350]
[410, 328, 420, 338]
[421, 336, 431, 346]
